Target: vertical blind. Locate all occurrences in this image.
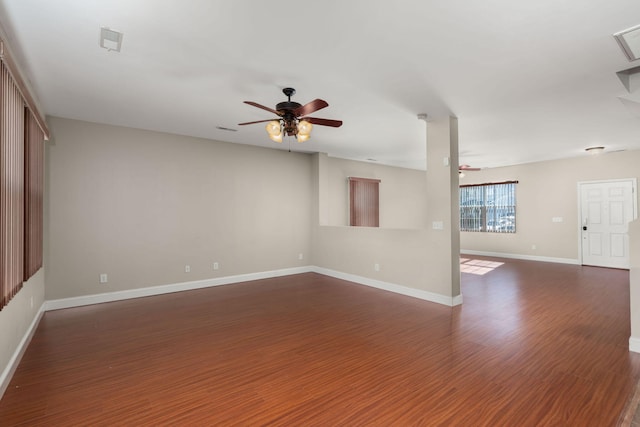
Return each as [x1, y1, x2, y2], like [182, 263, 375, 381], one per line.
[349, 177, 380, 227]
[459, 181, 517, 233]
[0, 61, 25, 309]
[24, 108, 44, 280]
[0, 42, 47, 310]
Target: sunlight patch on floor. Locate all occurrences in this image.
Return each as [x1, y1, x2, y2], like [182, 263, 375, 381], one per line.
[460, 258, 504, 275]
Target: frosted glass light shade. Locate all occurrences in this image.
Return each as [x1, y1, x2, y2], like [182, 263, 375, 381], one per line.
[297, 120, 312, 135]
[266, 120, 283, 142]
[265, 120, 282, 136]
[296, 134, 310, 142]
[269, 132, 283, 143]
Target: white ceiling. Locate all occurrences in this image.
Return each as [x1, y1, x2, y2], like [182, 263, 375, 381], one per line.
[1, 0, 640, 170]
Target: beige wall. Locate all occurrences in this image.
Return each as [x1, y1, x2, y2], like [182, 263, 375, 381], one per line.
[312, 154, 436, 292]
[426, 117, 461, 296]
[45, 117, 456, 302]
[312, 116, 461, 300]
[45, 117, 312, 300]
[320, 156, 427, 229]
[0, 270, 45, 394]
[460, 150, 640, 262]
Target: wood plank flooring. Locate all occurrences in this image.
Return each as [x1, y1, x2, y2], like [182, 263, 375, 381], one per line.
[2, 257, 640, 426]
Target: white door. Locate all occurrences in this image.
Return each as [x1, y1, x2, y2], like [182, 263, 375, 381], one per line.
[579, 179, 636, 269]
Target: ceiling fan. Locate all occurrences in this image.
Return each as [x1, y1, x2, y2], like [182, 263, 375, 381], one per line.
[238, 87, 342, 143]
[458, 164, 480, 177]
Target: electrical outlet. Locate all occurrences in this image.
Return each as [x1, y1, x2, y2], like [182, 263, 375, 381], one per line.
[374, 263, 380, 272]
[99, 273, 108, 284]
[532, 244, 537, 250]
[298, 253, 303, 260]
[213, 262, 219, 270]
[185, 265, 191, 273]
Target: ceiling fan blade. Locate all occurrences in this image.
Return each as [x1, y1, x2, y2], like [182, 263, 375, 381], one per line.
[238, 119, 278, 126]
[294, 99, 328, 117]
[459, 165, 481, 171]
[244, 101, 280, 115]
[302, 117, 343, 127]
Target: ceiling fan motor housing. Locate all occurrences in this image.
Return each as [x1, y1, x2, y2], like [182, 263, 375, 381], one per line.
[279, 88, 302, 135]
[277, 87, 301, 118]
[276, 101, 302, 113]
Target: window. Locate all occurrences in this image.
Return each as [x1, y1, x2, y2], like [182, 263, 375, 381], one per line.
[1, 61, 26, 310]
[0, 39, 48, 311]
[349, 177, 380, 227]
[460, 181, 517, 233]
[24, 108, 45, 281]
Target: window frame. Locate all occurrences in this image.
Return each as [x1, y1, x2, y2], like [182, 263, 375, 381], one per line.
[459, 181, 517, 233]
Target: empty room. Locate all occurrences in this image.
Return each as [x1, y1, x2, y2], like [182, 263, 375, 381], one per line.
[2, 1, 640, 425]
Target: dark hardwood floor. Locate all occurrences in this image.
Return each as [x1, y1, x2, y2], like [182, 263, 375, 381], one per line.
[1, 257, 639, 426]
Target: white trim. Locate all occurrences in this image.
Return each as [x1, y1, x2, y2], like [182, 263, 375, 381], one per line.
[312, 266, 461, 307]
[44, 265, 462, 312]
[630, 337, 640, 354]
[0, 302, 45, 398]
[452, 294, 464, 306]
[46, 267, 313, 311]
[460, 249, 579, 265]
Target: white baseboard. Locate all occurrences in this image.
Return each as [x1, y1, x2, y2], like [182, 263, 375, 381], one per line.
[630, 337, 640, 354]
[452, 294, 464, 306]
[0, 302, 45, 399]
[46, 266, 461, 311]
[461, 250, 580, 265]
[46, 266, 313, 311]
[312, 267, 462, 307]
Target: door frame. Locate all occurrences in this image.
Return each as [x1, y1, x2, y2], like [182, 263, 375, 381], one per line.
[577, 178, 638, 267]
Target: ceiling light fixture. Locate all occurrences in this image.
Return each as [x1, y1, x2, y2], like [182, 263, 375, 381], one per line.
[240, 88, 341, 144]
[585, 146, 605, 155]
[99, 27, 123, 52]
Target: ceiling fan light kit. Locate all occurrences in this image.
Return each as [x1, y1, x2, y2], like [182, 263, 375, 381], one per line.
[239, 87, 342, 144]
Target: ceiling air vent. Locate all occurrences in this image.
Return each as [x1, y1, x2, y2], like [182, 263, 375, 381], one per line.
[100, 27, 123, 52]
[614, 25, 640, 61]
